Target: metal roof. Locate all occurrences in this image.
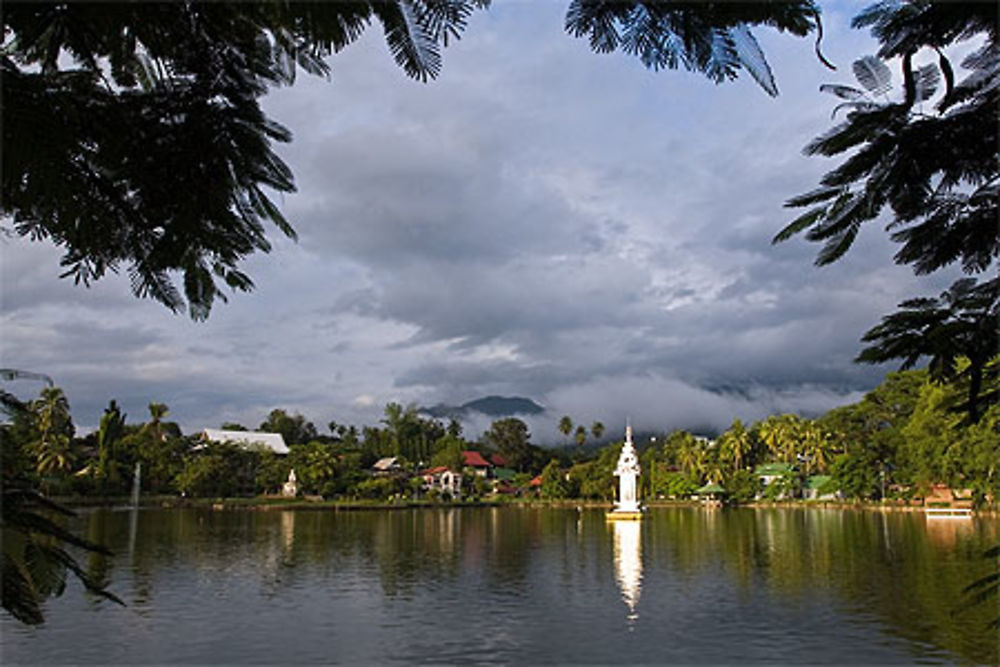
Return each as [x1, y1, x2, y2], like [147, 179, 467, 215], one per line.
[202, 429, 289, 455]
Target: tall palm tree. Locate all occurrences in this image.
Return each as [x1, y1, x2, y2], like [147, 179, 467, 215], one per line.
[719, 419, 753, 473]
[799, 420, 832, 475]
[96, 401, 127, 485]
[146, 402, 169, 442]
[590, 421, 606, 441]
[574, 425, 587, 448]
[675, 433, 705, 481]
[558, 416, 573, 446]
[756, 416, 784, 464]
[29, 387, 75, 480]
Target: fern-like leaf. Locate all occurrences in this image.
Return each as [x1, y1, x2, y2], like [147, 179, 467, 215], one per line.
[730, 25, 777, 96]
[853, 55, 892, 94]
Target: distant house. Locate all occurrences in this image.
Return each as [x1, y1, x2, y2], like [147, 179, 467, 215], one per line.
[491, 467, 516, 493]
[924, 484, 974, 509]
[804, 475, 838, 501]
[462, 450, 492, 477]
[755, 462, 798, 499]
[422, 466, 462, 498]
[201, 429, 289, 455]
[489, 454, 508, 468]
[372, 457, 403, 476]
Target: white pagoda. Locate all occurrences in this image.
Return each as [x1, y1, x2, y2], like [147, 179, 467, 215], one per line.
[282, 468, 299, 497]
[607, 424, 643, 520]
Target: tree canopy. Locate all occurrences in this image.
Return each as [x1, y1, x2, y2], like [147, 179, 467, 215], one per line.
[2, 1, 822, 318]
[777, 2, 997, 275]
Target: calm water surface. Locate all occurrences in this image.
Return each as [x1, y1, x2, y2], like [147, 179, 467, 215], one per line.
[3, 507, 998, 664]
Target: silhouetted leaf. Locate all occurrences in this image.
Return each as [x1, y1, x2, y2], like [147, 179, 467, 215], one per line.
[853, 55, 892, 94]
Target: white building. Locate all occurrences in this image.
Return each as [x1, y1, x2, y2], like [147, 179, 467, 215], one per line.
[201, 429, 289, 455]
[609, 424, 642, 517]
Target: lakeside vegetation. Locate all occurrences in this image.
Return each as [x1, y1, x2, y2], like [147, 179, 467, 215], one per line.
[5, 365, 997, 510]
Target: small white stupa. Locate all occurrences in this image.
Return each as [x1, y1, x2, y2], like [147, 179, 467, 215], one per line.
[607, 424, 643, 520]
[282, 468, 299, 497]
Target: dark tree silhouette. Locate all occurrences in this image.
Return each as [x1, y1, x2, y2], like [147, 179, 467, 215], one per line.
[856, 277, 999, 424]
[777, 2, 997, 277]
[3, 1, 823, 319]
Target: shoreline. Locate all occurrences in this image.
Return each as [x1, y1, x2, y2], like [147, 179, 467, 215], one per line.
[55, 495, 999, 516]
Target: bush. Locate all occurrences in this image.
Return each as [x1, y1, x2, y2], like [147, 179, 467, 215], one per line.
[352, 477, 397, 500]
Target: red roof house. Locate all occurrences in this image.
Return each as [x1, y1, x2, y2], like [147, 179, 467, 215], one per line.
[462, 450, 491, 468]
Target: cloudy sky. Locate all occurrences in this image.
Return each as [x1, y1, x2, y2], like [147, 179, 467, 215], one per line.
[1, 1, 959, 439]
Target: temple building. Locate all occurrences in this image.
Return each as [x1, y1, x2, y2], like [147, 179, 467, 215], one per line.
[607, 424, 643, 520]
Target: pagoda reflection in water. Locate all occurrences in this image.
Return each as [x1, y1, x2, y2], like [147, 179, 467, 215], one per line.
[612, 519, 642, 623]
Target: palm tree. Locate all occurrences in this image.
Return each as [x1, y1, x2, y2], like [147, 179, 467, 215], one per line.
[29, 387, 75, 481]
[675, 433, 705, 481]
[558, 416, 573, 446]
[590, 421, 605, 441]
[96, 401, 127, 486]
[1, 384, 123, 625]
[574, 425, 587, 448]
[799, 420, 832, 475]
[146, 402, 169, 442]
[756, 416, 784, 464]
[719, 419, 753, 473]
[757, 414, 803, 464]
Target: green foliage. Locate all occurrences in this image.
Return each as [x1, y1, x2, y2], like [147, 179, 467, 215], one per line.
[723, 469, 760, 504]
[28, 387, 75, 480]
[899, 381, 962, 487]
[378, 402, 443, 464]
[175, 443, 260, 498]
[718, 419, 757, 474]
[659, 472, 698, 500]
[857, 279, 999, 424]
[1, 485, 124, 625]
[287, 441, 341, 495]
[590, 421, 605, 440]
[780, 4, 998, 276]
[558, 416, 573, 443]
[259, 409, 318, 446]
[540, 459, 570, 499]
[354, 477, 401, 501]
[2, 2, 488, 317]
[565, 1, 820, 96]
[829, 451, 880, 501]
[429, 435, 465, 470]
[762, 469, 801, 501]
[482, 418, 532, 472]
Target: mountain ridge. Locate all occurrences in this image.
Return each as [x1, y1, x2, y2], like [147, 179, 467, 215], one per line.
[421, 395, 545, 420]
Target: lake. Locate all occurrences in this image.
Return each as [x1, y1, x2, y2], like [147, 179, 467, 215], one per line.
[3, 506, 998, 664]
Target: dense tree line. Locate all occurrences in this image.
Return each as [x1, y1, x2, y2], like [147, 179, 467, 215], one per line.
[4, 359, 997, 506]
[534, 367, 999, 507]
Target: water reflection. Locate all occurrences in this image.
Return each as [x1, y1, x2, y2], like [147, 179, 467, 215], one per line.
[924, 515, 975, 547]
[611, 520, 642, 623]
[281, 510, 295, 560]
[7, 507, 998, 665]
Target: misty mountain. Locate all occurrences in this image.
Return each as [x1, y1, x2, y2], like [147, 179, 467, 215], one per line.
[421, 395, 545, 420]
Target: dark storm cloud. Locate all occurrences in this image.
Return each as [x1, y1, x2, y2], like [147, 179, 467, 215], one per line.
[1, 4, 945, 435]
